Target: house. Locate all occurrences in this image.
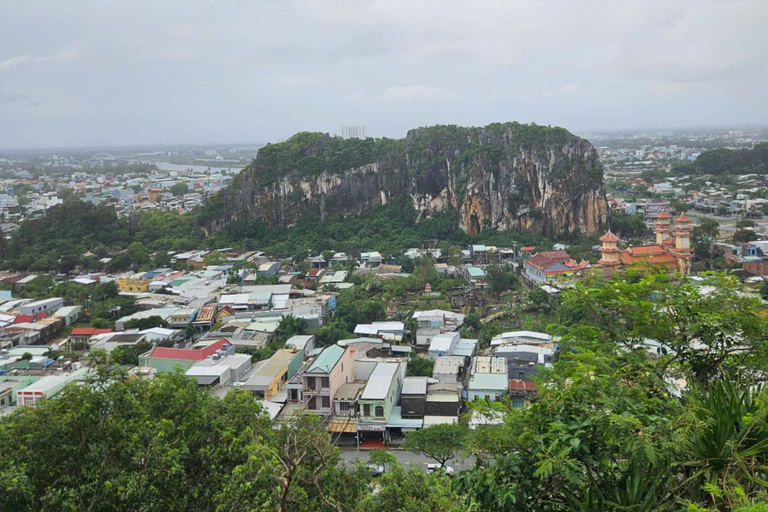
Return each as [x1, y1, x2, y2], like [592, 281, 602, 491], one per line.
[424, 382, 462, 426]
[117, 276, 151, 293]
[432, 355, 466, 385]
[464, 266, 487, 288]
[357, 361, 406, 442]
[53, 305, 83, 326]
[428, 332, 460, 359]
[139, 327, 182, 344]
[467, 356, 508, 402]
[192, 304, 217, 329]
[138, 338, 234, 373]
[186, 354, 252, 387]
[18, 298, 64, 317]
[243, 348, 303, 399]
[360, 252, 383, 266]
[524, 251, 590, 285]
[285, 334, 315, 359]
[299, 344, 357, 415]
[471, 244, 488, 264]
[412, 309, 465, 347]
[333, 381, 365, 418]
[257, 261, 280, 277]
[401, 376, 428, 419]
[15, 368, 90, 407]
[508, 380, 537, 408]
[167, 308, 198, 328]
[306, 268, 325, 284]
[13, 275, 40, 292]
[353, 321, 405, 341]
[491, 330, 551, 346]
[69, 327, 113, 347]
[89, 332, 147, 353]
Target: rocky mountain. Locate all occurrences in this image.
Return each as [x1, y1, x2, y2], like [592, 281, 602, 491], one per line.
[201, 122, 607, 237]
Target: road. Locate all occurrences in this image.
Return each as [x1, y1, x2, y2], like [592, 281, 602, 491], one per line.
[338, 448, 473, 471]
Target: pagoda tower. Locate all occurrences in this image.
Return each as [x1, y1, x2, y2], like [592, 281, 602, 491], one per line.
[598, 230, 621, 266]
[654, 210, 672, 245]
[672, 213, 693, 275]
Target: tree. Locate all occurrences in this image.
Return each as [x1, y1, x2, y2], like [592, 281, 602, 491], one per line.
[111, 341, 152, 366]
[406, 356, 434, 377]
[692, 218, 720, 264]
[364, 463, 463, 512]
[463, 313, 481, 332]
[123, 315, 168, 330]
[400, 257, 415, 273]
[486, 264, 517, 297]
[202, 251, 226, 266]
[170, 183, 189, 196]
[402, 424, 468, 467]
[367, 449, 397, 473]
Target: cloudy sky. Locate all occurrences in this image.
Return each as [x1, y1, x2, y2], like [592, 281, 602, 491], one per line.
[1, 0, 766, 148]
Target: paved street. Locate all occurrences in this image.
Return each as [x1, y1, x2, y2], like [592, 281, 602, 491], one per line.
[338, 448, 473, 471]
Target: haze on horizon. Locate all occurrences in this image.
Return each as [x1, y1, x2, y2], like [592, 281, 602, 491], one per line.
[1, 0, 767, 149]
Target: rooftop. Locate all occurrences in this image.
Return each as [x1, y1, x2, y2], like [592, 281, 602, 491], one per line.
[360, 362, 400, 400]
[148, 338, 231, 361]
[307, 345, 345, 374]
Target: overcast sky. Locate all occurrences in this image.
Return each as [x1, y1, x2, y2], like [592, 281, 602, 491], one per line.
[1, 0, 766, 149]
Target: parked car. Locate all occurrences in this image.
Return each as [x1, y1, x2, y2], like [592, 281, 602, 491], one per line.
[366, 464, 385, 477]
[426, 464, 454, 476]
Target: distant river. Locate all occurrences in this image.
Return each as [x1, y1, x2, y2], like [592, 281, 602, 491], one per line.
[130, 160, 245, 174]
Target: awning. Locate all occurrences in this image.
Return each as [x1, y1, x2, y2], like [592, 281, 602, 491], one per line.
[328, 417, 357, 434]
[385, 406, 424, 429]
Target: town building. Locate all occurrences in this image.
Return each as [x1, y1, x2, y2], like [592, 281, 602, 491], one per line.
[243, 349, 303, 399]
[597, 212, 692, 275]
[524, 251, 590, 285]
[467, 356, 508, 402]
[138, 338, 234, 373]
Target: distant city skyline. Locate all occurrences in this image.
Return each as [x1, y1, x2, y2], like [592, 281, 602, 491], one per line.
[2, 1, 767, 149]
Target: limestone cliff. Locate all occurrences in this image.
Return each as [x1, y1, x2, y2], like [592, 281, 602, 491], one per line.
[202, 122, 607, 237]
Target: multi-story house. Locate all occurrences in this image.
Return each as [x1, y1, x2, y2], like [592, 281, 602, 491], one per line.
[301, 344, 357, 415]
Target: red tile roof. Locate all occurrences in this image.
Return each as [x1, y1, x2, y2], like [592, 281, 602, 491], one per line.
[509, 380, 537, 391]
[675, 213, 691, 223]
[70, 327, 113, 336]
[526, 251, 572, 271]
[13, 315, 35, 324]
[655, 210, 671, 219]
[599, 230, 619, 242]
[520, 246, 536, 251]
[148, 338, 231, 361]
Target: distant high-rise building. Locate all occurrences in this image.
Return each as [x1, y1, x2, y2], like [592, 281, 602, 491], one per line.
[341, 125, 367, 139]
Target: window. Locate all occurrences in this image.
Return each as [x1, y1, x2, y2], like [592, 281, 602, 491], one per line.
[339, 401, 350, 412]
[321, 377, 329, 388]
[484, 395, 491, 401]
[512, 400, 524, 409]
[374, 405, 384, 417]
[363, 404, 370, 417]
[321, 396, 330, 408]
[518, 372, 525, 380]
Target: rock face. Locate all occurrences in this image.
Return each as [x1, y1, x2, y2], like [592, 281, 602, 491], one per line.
[203, 122, 607, 236]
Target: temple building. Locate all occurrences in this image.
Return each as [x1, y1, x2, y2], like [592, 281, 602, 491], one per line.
[598, 212, 693, 275]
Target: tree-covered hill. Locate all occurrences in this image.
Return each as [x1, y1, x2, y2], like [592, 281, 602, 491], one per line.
[676, 142, 768, 175]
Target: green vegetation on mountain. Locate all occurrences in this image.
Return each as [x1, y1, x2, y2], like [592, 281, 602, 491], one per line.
[202, 121, 606, 238]
[675, 142, 768, 175]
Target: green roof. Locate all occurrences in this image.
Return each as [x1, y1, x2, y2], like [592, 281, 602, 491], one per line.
[467, 267, 486, 278]
[308, 345, 345, 373]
